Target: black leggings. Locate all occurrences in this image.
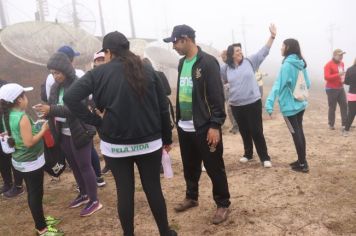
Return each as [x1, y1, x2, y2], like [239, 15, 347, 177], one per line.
[22, 167, 46, 231]
[345, 101, 356, 131]
[106, 149, 170, 236]
[286, 110, 307, 164]
[231, 99, 271, 162]
[0, 151, 23, 187]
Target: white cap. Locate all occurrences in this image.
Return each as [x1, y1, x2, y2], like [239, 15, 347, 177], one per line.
[93, 52, 105, 61]
[0, 83, 33, 103]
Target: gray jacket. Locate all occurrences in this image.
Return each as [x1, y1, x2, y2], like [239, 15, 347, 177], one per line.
[221, 46, 270, 106]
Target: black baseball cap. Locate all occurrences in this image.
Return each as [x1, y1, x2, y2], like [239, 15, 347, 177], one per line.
[98, 31, 130, 53]
[163, 24, 196, 43]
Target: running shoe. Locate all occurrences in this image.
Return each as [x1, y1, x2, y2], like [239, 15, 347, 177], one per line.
[80, 200, 103, 217]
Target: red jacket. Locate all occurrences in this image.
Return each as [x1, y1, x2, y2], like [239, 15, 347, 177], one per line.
[324, 60, 344, 89]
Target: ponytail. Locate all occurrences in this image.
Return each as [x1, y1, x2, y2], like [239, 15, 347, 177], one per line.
[110, 49, 147, 98]
[0, 93, 24, 148]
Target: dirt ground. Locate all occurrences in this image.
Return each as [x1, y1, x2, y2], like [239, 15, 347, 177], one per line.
[1, 88, 356, 236]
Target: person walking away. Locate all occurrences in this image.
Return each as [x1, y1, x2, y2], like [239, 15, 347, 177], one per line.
[63, 31, 177, 236]
[324, 49, 348, 130]
[0, 83, 63, 235]
[221, 24, 276, 168]
[343, 58, 356, 136]
[265, 38, 311, 173]
[34, 52, 102, 217]
[163, 25, 231, 224]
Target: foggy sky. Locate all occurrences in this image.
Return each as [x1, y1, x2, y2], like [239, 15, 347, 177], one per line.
[1, 0, 356, 81]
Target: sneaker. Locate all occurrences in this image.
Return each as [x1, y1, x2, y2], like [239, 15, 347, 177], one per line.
[3, 186, 24, 198]
[229, 127, 239, 134]
[0, 184, 12, 194]
[168, 229, 177, 236]
[68, 194, 89, 208]
[101, 166, 110, 175]
[45, 216, 62, 226]
[96, 177, 106, 187]
[80, 200, 103, 217]
[37, 225, 64, 236]
[329, 125, 335, 130]
[263, 161, 272, 168]
[289, 160, 299, 168]
[342, 130, 349, 137]
[174, 198, 199, 212]
[212, 207, 229, 224]
[239, 156, 252, 163]
[291, 163, 309, 173]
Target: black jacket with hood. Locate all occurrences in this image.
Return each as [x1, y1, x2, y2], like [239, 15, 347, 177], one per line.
[46, 52, 93, 146]
[176, 47, 226, 132]
[63, 58, 172, 146]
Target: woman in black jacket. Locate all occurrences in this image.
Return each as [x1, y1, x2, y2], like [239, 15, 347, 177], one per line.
[344, 58, 356, 136]
[64, 31, 176, 236]
[34, 52, 102, 217]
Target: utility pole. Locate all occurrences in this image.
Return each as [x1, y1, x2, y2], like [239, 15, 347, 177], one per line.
[327, 23, 339, 54]
[231, 29, 235, 44]
[98, 0, 105, 36]
[127, 0, 136, 38]
[35, 0, 49, 21]
[237, 17, 252, 55]
[72, 0, 79, 28]
[0, 0, 7, 28]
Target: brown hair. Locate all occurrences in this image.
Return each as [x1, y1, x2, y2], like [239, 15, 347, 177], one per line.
[109, 48, 147, 98]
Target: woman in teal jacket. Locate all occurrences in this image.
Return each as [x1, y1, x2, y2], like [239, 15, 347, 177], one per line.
[265, 38, 311, 173]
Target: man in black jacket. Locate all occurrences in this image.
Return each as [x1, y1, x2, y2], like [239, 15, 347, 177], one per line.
[164, 25, 231, 224]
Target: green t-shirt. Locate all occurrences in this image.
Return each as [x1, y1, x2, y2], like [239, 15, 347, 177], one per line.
[8, 109, 44, 163]
[179, 55, 197, 121]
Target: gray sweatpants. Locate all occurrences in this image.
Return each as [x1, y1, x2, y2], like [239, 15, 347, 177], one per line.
[326, 88, 348, 127]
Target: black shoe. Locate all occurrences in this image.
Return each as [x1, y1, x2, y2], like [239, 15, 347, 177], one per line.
[96, 177, 106, 187]
[291, 163, 309, 173]
[0, 184, 12, 194]
[289, 160, 299, 168]
[167, 229, 177, 236]
[101, 166, 110, 175]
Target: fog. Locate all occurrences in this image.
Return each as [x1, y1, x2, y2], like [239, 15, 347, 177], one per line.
[1, 0, 356, 82]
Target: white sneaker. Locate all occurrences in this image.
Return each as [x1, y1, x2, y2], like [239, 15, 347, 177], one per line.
[342, 130, 349, 137]
[239, 157, 252, 163]
[263, 161, 272, 168]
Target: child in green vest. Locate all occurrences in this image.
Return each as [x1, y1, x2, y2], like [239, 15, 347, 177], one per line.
[0, 83, 64, 236]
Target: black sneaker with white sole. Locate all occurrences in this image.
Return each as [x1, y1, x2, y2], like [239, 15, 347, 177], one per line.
[291, 163, 309, 173]
[96, 177, 106, 187]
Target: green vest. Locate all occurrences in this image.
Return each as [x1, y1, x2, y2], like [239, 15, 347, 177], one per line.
[8, 109, 44, 163]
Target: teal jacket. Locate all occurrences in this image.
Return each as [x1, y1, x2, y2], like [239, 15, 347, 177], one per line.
[265, 54, 311, 117]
